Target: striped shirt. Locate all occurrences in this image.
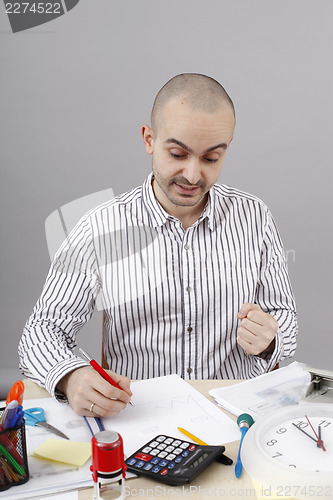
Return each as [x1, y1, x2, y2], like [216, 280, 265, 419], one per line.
[18, 173, 297, 399]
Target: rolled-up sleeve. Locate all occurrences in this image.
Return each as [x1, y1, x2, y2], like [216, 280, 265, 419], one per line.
[252, 208, 298, 374]
[18, 214, 100, 400]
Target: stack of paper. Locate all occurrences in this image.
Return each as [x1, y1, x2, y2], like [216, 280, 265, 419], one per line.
[209, 361, 311, 421]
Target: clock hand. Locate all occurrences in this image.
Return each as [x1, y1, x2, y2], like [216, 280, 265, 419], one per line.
[305, 415, 326, 452]
[292, 423, 318, 443]
[317, 425, 322, 449]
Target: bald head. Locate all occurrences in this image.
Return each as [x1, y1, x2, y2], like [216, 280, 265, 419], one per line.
[151, 73, 235, 134]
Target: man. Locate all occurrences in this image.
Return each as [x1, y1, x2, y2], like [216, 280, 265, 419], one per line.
[18, 73, 297, 417]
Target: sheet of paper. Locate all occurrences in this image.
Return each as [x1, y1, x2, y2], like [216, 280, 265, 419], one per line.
[103, 374, 240, 455]
[209, 361, 311, 421]
[32, 438, 91, 466]
[36, 491, 79, 500]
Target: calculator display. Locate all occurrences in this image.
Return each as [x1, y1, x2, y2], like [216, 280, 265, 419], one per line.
[125, 435, 226, 486]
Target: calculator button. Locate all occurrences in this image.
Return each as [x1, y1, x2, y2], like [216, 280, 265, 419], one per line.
[166, 453, 176, 460]
[165, 445, 175, 452]
[135, 461, 145, 468]
[142, 447, 152, 453]
[152, 466, 161, 473]
[160, 469, 168, 476]
[157, 443, 167, 450]
[180, 442, 190, 449]
[150, 449, 159, 456]
[143, 463, 153, 471]
[182, 450, 189, 457]
[175, 456, 183, 463]
[135, 453, 152, 462]
[156, 436, 166, 442]
[159, 459, 169, 467]
[164, 438, 173, 445]
[158, 451, 168, 458]
[168, 462, 175, 469]
[126, 458, 137, 466]
[173, 448, 183, 455]
[149, 441, 159, 447]
[151, 457, 160, 465]
[189, 445, 196, 451]
[173, 440, 181, 446]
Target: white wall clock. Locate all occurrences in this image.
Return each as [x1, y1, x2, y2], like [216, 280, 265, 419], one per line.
[241, 404, 333, 500]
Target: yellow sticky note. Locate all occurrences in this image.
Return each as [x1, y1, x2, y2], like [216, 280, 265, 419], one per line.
[32, 439, 91, 467]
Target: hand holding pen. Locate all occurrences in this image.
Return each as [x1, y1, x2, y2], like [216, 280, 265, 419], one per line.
[56, 350, 133, 417]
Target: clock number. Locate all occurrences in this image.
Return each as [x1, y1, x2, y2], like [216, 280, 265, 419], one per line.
[266, 439, 277, 446]
[288, 464, 296, 468]
[294, 419, 308, 429]
[272, 451, 283, 458]
[276, 427, 287, 434]
[319, 419, 331, 428]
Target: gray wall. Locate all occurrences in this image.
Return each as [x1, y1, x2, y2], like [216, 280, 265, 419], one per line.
[1, 0, 332, 385]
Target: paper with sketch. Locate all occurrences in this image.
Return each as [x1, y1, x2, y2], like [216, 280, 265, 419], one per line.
[103, 374, 240, 454]
[209, 361, 311, 421]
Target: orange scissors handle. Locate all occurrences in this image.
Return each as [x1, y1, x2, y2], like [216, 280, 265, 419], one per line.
[6, 381, 25, 405]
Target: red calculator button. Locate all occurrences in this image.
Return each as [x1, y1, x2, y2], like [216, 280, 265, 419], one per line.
[135, 453, 152, 461]
[160, 469, 168, 476]
[189, 445, 196, 451]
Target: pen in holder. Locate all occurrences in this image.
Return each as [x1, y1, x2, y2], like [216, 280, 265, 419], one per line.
[0, 407, 29, 491]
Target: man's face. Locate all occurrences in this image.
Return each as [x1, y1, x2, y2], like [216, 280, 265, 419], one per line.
[143, 99, 235, 215]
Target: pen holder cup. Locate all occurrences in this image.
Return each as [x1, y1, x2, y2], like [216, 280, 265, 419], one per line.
[0, 407, 29, 492]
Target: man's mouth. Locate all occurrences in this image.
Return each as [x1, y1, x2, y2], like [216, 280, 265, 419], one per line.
[174, 182, 200, 194]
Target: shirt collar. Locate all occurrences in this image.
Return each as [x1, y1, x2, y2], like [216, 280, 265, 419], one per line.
[142, 173, 216, 231]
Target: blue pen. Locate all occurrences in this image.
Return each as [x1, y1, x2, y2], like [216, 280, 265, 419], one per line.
[10, 405, 24, 428]
[2, 400, 19, 430]
[235, 413, 254, 478]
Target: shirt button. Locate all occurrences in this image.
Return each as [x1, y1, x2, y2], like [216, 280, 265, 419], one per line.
[186, 286, 192, 292]
[187, 326, 192, 332]
[187, 367, 192, 374]
[184, 244, 190, 250]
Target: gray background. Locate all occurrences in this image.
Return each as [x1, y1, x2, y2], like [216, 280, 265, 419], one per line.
[1, 0, 332, 392]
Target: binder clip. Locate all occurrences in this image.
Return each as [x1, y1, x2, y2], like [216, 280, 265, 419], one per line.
[302, 366, 333, 404]
[90, 430, 127, 500]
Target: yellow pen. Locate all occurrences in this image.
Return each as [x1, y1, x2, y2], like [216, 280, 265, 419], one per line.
[177, 427, 233, 465]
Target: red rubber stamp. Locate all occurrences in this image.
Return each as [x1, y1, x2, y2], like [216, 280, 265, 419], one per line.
[90, 430, 127, 500]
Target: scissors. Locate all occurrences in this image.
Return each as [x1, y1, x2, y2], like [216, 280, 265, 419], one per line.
[24, 407, 69, 440]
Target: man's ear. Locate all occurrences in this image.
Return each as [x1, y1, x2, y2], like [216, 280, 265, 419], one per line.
[142, 124, 154, 155]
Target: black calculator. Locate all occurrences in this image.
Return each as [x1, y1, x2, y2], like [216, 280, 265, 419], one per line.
[125, 434, 226, 486]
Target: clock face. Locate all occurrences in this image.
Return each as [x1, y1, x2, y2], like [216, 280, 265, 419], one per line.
[241, 404, 333, 499]
[260, 415, 333, 472]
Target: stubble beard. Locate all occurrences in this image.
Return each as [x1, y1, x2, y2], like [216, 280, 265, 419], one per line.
[152, 170, 208, 208]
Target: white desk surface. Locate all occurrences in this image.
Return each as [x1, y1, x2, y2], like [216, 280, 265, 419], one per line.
[24, 378, 257, 499]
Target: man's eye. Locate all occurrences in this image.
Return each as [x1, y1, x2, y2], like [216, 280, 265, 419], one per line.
[170, 152, 186, 159]
[204, 157, 218, 163]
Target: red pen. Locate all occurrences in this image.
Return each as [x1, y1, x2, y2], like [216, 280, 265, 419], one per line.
[79, 348, 134, 406]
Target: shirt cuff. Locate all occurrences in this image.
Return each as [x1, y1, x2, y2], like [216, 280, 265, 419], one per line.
[45, 357, 90, 402]
[259, 327, 284, 371]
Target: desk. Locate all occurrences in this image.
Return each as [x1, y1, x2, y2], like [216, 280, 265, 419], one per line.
[23, 379, 257, 499]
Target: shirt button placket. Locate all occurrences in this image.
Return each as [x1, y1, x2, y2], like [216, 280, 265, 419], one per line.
[182, 231, 194, 379]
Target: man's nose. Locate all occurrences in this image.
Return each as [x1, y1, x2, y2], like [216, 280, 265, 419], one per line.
[182, 159, 201, 185]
